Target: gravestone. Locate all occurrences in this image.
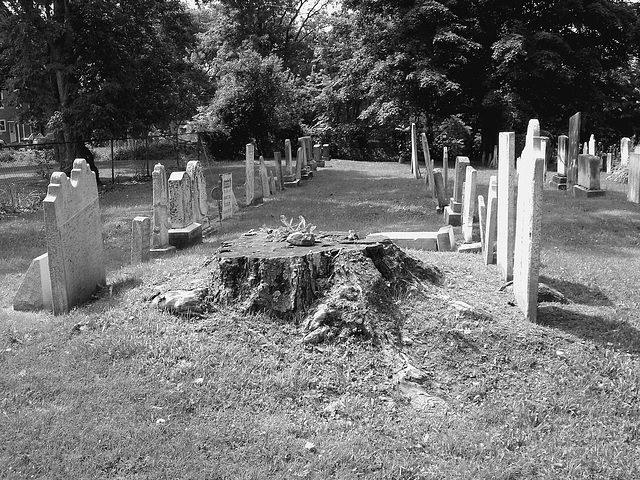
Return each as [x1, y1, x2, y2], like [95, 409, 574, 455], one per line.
[573, 154, 605, 198]
[131, 216, 151, 265]
[268, 171, 276, 195]
[421, 133, 435, 200]
[274, 152, 285, 191]
[621, 137, 630, 167]
[484, 176, 498, 265]
[221, 173, 234, 220]
[296, 146, 303, 181]
[551, 135, 568, 190]
[432, 168, 448, 209]
[513, 140, 544, 322]
[285, 139, 293, 175]
[151, 163, 171, 250]
[627, 152, 640, 203]
[588, 135, 596, 155]
[568, 112, 581, 187]
[299, 136, 313, 170]
[186, 160, 208, 224]
[246, 143, 255, 205]
[443, 156, 469, 226]
[313, 144, 324, 167]
[168, 171, 193, 228]
[411, 123, 420, 179]
[478, 195, 486, 249]
[436, 225, 456, 252]
[44, 159, 106, 314]
[443, 147, 449, 199]
[606, 153, 613, 174]
[520, 119, 540, 166]
[461, 166, 477, 242]
[259, 156, 271, 198]
[321, 144, 331, 161]
[13, 253, 52, 311]
[497, 132, 517, 282]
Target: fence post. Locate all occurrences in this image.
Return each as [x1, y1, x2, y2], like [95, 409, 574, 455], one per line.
[110, 138, 115, 184]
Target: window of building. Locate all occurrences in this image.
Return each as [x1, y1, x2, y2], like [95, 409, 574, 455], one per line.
[0, 120, 6, 132]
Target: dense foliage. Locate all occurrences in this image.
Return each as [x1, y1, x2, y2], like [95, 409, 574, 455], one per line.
[2, 0, 640, 161]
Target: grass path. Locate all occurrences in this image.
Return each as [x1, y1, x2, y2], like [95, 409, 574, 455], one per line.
[1, 159, 640, 479]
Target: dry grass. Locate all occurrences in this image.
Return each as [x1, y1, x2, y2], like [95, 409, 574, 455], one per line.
[1, 158, 640, 479]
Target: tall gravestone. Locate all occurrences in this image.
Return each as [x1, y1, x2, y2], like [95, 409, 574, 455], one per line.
[259, 156, 271, 198]
[588, 135, 596, 155]
[621, 137, 631, 167]
[285, 139, 293, 175]
[245, 143, 255, 206]
[274, 152, 285, 191]
[627, 152, 640, 203]
[296, 146, 303, 181]
[432, 168, 448, 209]
[152, 163, 170, 249]
[186, 160, 207, 224]
[513, 138, 544, 322]
[551, 134, 569, 191]
[443, 147, 449, 199]
[497, 132, 517, 281]
[421, 133, 435, 200]
[461, 166, 477, 242]
[484, 176, 498, 265]
[568, 112, 581, 187]
[168, 171, 193, 228]
[44, 159, 106, 315]
[411, 123, 420, 179]
[221, 173, 234, 220]
[444, 156, 469, 226]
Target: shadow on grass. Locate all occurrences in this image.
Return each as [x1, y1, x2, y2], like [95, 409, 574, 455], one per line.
[537, 305, 640, 354]
[106, 276, 143, 297]
[540, 275, 613, 307]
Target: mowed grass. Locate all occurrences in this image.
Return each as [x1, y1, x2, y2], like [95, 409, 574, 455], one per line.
[1, 158, 640, 479]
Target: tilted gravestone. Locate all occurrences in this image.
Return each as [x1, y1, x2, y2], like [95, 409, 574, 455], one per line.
[628, 152, 640, 204]
[484, 176, 498, 266]
[432, 168, 448, 209]
[421, 133, 435, 200]
[410, 123, 420, 179]
[186, 160, 208, 224]
[444, 156, 469, 226]
[513, 138, 545, 322]
[567, 112, 581, 187]
[245, 143, 255, 205]
[497, 132, 517, 281]
[30, 159, 106, 315]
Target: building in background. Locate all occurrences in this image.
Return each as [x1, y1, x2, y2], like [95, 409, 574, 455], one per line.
[0, 90, 34, 144]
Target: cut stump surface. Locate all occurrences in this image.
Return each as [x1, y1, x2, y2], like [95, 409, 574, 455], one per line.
[209, 231, 443, 343]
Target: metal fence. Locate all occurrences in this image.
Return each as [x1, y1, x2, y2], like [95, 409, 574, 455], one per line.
[0, 132, 211, 189]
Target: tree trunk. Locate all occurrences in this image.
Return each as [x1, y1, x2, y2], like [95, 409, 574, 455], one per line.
[209, 231, 443, 344]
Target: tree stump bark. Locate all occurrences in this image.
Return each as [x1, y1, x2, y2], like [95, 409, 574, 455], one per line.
[208, 231, 443, 344]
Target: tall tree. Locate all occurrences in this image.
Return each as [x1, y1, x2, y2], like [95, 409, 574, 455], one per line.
[0, 0, 207, 177]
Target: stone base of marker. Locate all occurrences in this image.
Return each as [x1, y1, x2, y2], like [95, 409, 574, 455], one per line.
[150, 245, 177, 258]
[549, 174, 567, 190]
[169, 223, 202, 249]
[458, 242, 482, 254]
[13, 253, 53, 312]
[284, 179, 301, 188]
[443, 206, 462, 226]
[366, 229, 455, 252]
[572, 185, 606, 198]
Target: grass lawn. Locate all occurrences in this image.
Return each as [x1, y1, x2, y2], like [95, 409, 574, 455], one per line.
[1, 158, 640, 479]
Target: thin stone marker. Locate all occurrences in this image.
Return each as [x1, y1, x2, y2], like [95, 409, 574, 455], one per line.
[443, 147, 449, 199]
[461, 166, 477, 243]
[478, 195, 486, 249]
[131, 216, 151, 265]
[245, 143, 255, 206]
[259, 156, 270, 198]
[274, 152, 284, 191]
[421, 133, 435, 199]
[497, 132, 517, 281]
[568, 112, 581, 187]
[411, 123, 420, 179]
[295, 147, 303, 181]
[513, 139, 544, 322]
[285, 139, 293, 175]
[621, 137, 630, 167]
[557, 135, 568, 176]
[152, 163, 170, 248]
[484, 176, 498, 265]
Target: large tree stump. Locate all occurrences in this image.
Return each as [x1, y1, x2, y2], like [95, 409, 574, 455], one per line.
[208, 231, 443, 344]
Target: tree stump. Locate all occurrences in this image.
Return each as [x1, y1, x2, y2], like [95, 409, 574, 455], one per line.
[208, 231, 443, 344]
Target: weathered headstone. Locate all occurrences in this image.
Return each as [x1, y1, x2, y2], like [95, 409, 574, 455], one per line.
[421, 133, 435, 200]
[186, 160, 207, 224]
[444, 156, 469, 226]
[442, 147, 449, 199]
[221, 173, 234, 220]
[621, 137, 631, 167]
[484, 176, 498, 265]
[274, 152, 285, 191]
[568, 112, 581, 187]
[497, 132, 517, 282]
[462, 166, 477, 242]
[573, 154, 605, 198]
[285, 139, 293, 175]
[12, 253, 52, 311]
[151, 163, 170, 249]
[44, 159, 106, 315]
[432, 168, 448, 209]
[513, 140, 544, 322]
[259, 156, 271, 198]
[313, 144, 324, 167]
[296, 146, 303, 181]
[300, 136, 312, 169]
[411, 123, 420, 179]
[246, 143, 255, 205]
[168, 171, 193, 228]
[131, 216, 151, 265]
[606, 153, 613, 174]
[629, 152, 640, 203]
